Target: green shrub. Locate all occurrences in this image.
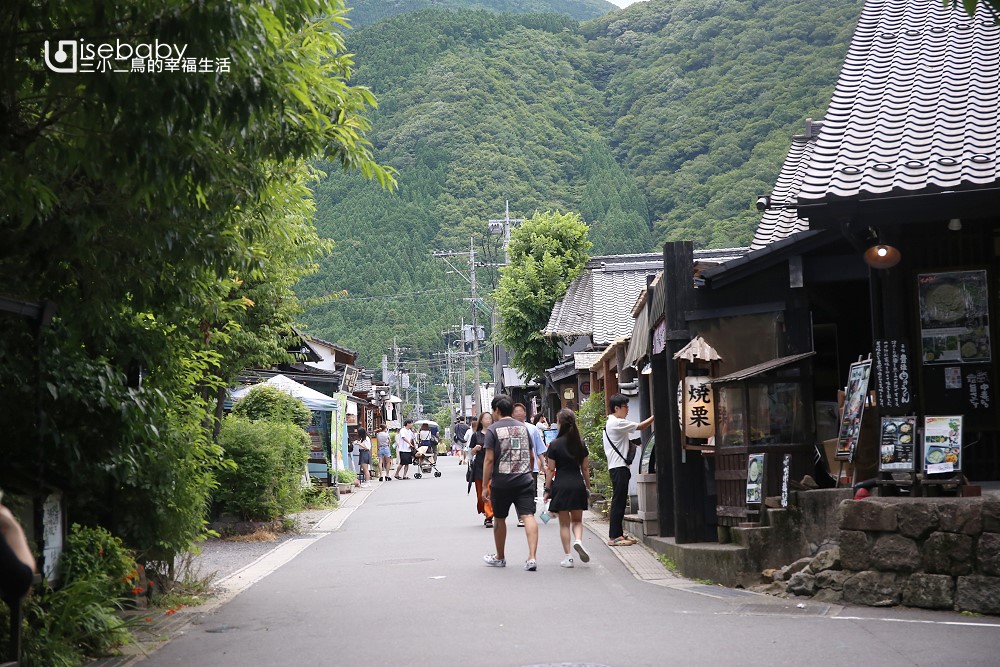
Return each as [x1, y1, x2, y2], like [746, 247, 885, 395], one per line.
[20, 578, 132, 667]
[215, 415, 310, 521]
[302, 482, 338, 509]
[233, 385, 312, 428]
[335, 468, 357, 484]
[577, 391, 610, 498]
[59, 524, 140, 600]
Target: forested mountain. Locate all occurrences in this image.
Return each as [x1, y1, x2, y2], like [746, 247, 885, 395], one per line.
[345, 0, 617, 27]
[298, 0, 863, 369]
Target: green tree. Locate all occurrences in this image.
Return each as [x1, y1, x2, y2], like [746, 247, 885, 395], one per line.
[494, 211, 591, 380]
[0, 0, 391, 559]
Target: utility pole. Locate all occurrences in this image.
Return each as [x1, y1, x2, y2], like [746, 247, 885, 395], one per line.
[488, 200, 525, 266]
[469, 236, 481, 416]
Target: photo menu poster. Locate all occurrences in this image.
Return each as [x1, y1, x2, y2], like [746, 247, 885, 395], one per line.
[923, 415, 962, 475]
[918, 270, 990, 365]
[836, 360, 872, 462]
[879, 416, 916, 472]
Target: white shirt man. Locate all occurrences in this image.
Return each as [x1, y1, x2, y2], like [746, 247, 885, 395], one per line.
[604, 394, 653, 546]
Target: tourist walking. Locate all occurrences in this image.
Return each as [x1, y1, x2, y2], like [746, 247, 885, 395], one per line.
[354, 427, 372, 487]
[543, 409, 591, 567]
[394, 419, 415, 479]
[513, 403, 547, 528]
[468, 411, 494, 527]
[376, 425, 392, 481]
[482, 394, 539, 571]
[604, 393, 653, 546]
[453, 416, 470, 464]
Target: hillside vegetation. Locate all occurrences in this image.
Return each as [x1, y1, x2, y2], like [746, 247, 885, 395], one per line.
[298, 0, 863, 367]
[345, 0, 617, 27]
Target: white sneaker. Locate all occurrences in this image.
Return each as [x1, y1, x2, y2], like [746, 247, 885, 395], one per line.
[483, 554, 506, 567]
[524, 559, 537, 571]
[574, 540, 590, 563]
[560, 556, 574, 568]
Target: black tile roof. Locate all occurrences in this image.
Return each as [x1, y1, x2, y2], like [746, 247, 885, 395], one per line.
[799, 1, 1000, 203]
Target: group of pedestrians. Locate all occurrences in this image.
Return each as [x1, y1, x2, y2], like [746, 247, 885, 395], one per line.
[473, 392, 652, 570]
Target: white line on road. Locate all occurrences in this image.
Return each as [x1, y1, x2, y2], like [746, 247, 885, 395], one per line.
[831, 615, 1000, 629]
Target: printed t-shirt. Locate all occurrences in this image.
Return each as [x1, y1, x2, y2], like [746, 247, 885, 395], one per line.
[484, 417, 534, 490]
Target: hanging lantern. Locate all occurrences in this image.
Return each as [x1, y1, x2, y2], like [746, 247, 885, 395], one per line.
[683, 375, 715, 439]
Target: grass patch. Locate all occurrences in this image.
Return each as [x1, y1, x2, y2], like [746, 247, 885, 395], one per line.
[151, 552, 214, 610]
[223, 527, 280, 542]
[960, 610, 983, 617]
[694, 578, 716, 585]
[657, 554, 679, 573]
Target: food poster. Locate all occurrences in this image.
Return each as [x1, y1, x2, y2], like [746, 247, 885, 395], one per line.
[746, 453, 764, 505]
[923, 415, 962, 474]
[836, 360, 872, 461]
[918, 270, 990, 365]
[879, 416, 916, 472]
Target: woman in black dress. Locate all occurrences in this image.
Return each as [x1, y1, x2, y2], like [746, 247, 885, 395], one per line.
[543, 408, 591, 567]
[468, 411, 495, 527]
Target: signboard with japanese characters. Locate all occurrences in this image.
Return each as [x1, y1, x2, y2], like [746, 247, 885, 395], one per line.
[878, 416, 916, 472]
[873, 339, 912, 411]
[965, 369, 992, 411]
[683, 375, 714, 439]
[836, 360, 872, 461]
[923, 415, 962, 475]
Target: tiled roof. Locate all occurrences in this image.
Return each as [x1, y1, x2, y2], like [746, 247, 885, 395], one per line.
[592, 270, 652, 345]
[799, 0, 1000, 203]
[542, 270, 593, 338]
[751, 120, 823, 250]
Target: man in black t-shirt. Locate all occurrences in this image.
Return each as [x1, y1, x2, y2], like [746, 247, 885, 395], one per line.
[481, 394, 539, 571]
[453, 417, 470, 464]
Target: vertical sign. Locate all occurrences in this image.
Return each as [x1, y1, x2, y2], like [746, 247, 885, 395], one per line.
[873, 339, 912, 410]
[878, 416, 916, 472]
[836, 360, 872, 462]
[781, 454, 791, 508]
[923, 415, 963, 474]
[683, 376, 715, 439]
[746, 453, 764, 505]
[42, 493, 64, 582]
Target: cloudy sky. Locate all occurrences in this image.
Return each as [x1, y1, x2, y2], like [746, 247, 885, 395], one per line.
[609, 0, 646, 6]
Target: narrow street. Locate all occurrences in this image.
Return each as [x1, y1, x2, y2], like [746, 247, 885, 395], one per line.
[141, 458, 999, 667]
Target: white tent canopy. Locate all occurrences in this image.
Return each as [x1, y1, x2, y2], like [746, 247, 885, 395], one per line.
[230, 374, 338, 411]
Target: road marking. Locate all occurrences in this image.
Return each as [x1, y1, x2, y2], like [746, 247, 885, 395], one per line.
[832, 616, 1000, 629]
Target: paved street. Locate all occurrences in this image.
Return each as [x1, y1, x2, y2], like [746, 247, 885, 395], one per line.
[141, 458, 999, 666]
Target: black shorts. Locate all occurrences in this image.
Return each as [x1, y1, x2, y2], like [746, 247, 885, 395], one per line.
[399, 451, 414, 465]
[490, 479, 536, 519]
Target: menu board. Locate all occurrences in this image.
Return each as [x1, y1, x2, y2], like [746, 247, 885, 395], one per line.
[836, 360, 872, 461]
[923, 415, 962, 474]
[746, 453, 764, 505]
[873, 339, 913, 411]
[918, 270, 990, 365]
[878, 416, 916, 472]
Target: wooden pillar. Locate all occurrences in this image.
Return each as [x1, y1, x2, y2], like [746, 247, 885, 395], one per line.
[652, 350, 673, 537]
[663, 241, 709, 543]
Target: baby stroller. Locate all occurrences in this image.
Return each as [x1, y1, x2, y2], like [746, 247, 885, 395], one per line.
[413, 419, 443, 479]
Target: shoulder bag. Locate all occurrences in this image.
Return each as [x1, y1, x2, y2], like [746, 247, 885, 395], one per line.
[604, 426, 638, 465]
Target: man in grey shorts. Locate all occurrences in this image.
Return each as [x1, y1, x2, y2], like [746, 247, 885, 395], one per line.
[481, 394, 539, 571]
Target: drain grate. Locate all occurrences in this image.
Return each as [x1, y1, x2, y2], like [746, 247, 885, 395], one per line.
[205, 625, 240, 633]
[734, 602, 832, 617]
[366, 557, 435, 566]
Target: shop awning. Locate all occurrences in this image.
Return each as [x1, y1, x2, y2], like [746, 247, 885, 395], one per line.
[623, 305, 650, 369]
[230, 373, 338, 411]
[709, 351, 815, 383]
[673, 336, 722, 363]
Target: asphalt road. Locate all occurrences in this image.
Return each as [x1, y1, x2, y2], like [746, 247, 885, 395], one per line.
[141, 457, 1000, 667]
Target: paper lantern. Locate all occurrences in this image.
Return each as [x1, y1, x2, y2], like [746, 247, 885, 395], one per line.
[683, 376, 714, 439]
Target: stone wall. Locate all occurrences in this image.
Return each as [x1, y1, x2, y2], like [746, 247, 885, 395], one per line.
[801, 496, 1000, 614]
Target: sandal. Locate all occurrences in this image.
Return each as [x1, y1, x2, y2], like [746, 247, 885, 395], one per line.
[484, 518, 493, 528]
[608, 536, 637, 546]
[394, 475, 402, 480]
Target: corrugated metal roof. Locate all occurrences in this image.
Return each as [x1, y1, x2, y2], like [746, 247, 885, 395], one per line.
[751, 120, 822, 250]
[799, 0, 1000, 203]
[710, 351, 815, 383]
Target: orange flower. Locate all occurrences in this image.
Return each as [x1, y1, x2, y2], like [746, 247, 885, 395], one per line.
[145, 617, 152, 623]
[165, 609, 176, 616]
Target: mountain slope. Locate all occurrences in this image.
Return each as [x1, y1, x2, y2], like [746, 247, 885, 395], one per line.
[345, 0, 618, 27]
[298, 0, 863, 368]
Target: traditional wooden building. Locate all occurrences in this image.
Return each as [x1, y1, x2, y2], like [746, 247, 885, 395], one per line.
[649, 0, 1000, 543]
